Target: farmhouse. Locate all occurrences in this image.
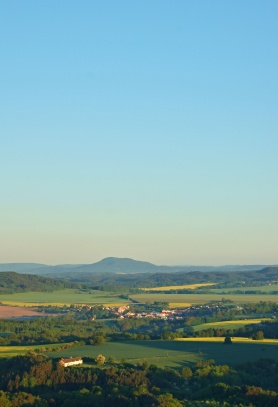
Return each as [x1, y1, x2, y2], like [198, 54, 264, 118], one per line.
[59, 357, 83, 367]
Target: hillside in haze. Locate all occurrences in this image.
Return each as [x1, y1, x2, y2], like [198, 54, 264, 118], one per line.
[0, 257, 275, 277]
[0, 263, 48, 273]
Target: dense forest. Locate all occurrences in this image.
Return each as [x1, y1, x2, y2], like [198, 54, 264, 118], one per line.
[0, 273, 76, 294]
[0, 352, 277, 406]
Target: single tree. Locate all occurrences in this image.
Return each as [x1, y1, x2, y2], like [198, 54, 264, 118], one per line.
[224, 335, 233, 345]
[252, 331, 264, 340]
[95, 354, 106, 365]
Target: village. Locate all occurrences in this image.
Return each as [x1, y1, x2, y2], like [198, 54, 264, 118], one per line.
[74, 303, 243, 321]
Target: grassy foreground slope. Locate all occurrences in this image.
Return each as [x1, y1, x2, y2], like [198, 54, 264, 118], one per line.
[46, 339, 278, 368]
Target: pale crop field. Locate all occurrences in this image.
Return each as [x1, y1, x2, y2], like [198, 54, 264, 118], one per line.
[141, 283, 215, 291]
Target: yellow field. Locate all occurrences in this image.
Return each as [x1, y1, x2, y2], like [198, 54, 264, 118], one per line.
[142, 283, 215, 291]
[169, 302, 192, 308]
[198, 318, 271, 328]
[175, 337, 278, 344]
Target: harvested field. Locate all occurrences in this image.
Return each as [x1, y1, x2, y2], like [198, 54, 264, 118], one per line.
[0, 305, 43, 319]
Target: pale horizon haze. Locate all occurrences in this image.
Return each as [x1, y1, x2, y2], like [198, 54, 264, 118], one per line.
[1, 1, 278, 266]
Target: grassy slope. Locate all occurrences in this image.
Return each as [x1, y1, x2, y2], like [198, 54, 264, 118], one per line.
[1, 339, 277, 367]
[45, 339, 278, 368]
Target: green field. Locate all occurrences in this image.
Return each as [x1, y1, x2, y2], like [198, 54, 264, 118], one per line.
[209, 284, 278, 294]
[1, 339, 277, 367]
[46, 339, 278, 368]
[130, 293, 278, 307]
[0, 343, 63, 358]
[191, 318, 271, 332]
[1, 287, 276, 308]
[0, 289, 130, 307]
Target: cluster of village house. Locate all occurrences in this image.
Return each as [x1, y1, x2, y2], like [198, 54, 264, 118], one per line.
[76, 303, 236, 321]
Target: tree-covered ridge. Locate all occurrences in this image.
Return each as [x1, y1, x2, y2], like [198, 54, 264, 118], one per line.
[0, 272, 76, 294]
[56, 267, 278, 290]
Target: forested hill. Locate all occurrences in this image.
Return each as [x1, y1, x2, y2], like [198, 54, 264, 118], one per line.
[258, 266, 278, 278]
[0, 272, 76, 294]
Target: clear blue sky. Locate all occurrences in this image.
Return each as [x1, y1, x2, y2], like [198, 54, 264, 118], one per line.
[1, 1, 277, 265]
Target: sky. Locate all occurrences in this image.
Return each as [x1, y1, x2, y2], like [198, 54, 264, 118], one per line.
[1, 1, 278, 266]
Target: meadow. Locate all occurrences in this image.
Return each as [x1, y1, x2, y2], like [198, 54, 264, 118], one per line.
[0, 289, 130, 307]
[46, 339, 278, 368]
[1, 338, 277, 367]
[130, 293, 278, 307]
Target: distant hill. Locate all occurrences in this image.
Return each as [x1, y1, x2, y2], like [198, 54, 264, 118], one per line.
[0, 257, 276, 276]
[0, 272, 76, 294]
[75, 257, 179, 273]
[0, 263, 48, 273]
